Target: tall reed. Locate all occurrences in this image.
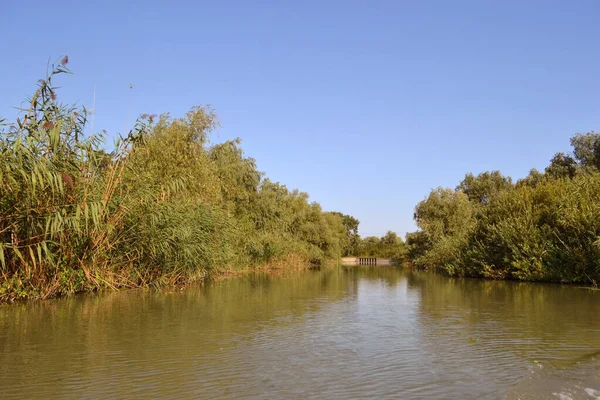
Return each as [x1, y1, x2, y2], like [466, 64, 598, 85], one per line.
[0, 60, 355, 302]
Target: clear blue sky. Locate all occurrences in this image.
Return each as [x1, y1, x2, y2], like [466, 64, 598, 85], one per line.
[2, 1, 599, 237]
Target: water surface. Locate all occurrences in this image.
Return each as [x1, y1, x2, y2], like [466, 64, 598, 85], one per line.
[1, 267, 599, 399]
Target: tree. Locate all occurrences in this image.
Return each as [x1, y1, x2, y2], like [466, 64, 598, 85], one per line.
[545, 152, 578, 179]
[571, 132, 600, 170]
[414, 188, 475, 241]
[516, 168, 545, 188]
[359, 236, 380, 256]
[380, 231, 401, 247]
[378, 231, 406, 260]
[412, 188, 476, 274]
[209, 138, 262, 215]
[406, 231, 430, 263]
[328, 212, 360, 256]
[456, 171, 513, 205]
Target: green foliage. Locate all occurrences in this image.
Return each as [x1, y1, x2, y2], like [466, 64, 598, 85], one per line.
[405, 231, 429, 263]
[571, 132, 600, 169]
[516, 168, 545, 188]
[328, 212, 360, 256]
[0, 61, 356, 301]
[356, 231, 406, 261]
[456, 171, 513, 205]
[410, 188, 475, 275]
[545, 152, 578, 179]
[407, 133, 600, 285]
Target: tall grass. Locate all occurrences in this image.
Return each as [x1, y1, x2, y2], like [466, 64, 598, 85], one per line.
[0, 60, 356, 302]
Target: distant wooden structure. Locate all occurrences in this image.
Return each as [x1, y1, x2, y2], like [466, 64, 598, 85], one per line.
[340, 257, 392, 266]
[359, 257, 377, 265]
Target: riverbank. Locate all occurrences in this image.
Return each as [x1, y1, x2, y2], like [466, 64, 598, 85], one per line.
[0, 62, 358, 303]
[0, 253, 338, 303]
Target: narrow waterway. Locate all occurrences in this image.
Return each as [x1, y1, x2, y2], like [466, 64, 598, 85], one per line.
[0, 267, 598, 399]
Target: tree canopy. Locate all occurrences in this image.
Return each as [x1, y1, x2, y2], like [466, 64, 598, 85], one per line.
[407, 132, 600, 285]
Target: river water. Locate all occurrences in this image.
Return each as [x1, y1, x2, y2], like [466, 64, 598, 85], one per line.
[0, 267, 599, 399]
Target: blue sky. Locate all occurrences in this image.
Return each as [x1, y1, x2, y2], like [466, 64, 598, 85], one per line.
[2, 1, 599, 237]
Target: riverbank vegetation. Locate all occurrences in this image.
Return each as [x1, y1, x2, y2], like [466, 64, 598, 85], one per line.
[406, 135, 600, 285]
[356, 231, 406, 261]
[0, 60, 359, 302]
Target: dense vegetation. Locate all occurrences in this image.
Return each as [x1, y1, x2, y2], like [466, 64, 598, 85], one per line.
[406, 134, 600, 285]
[330, 212, 406, 260]
[356, 231, 406, 260]
[0, 60, 359, 302]
[7, 60, 593, 303]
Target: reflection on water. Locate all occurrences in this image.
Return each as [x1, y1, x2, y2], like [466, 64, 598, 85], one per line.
[0, 267, 598, 399]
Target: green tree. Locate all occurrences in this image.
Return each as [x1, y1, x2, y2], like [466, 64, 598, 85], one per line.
[571, 132, 600, 170]
[412, 188, 476, 274]
[456, 171, 513, 205]
[545, 152, 578, 179]
[406, 133, 600, 285]
[328, 212, 360, 256]
[516, 168, 545, 188]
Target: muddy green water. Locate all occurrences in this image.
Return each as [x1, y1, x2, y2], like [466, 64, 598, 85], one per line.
[1, 267, 599, 399]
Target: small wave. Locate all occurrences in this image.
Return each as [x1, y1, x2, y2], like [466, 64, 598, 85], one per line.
[507, 358, 600, 400]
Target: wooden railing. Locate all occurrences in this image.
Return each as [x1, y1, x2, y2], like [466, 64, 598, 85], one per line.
[358, 257, 377, 265]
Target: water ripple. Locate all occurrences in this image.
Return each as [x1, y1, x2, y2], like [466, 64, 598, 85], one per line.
[0, 268, 598, 399]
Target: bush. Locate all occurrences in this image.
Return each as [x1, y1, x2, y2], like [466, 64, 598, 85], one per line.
[407, 138, 600, 285]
